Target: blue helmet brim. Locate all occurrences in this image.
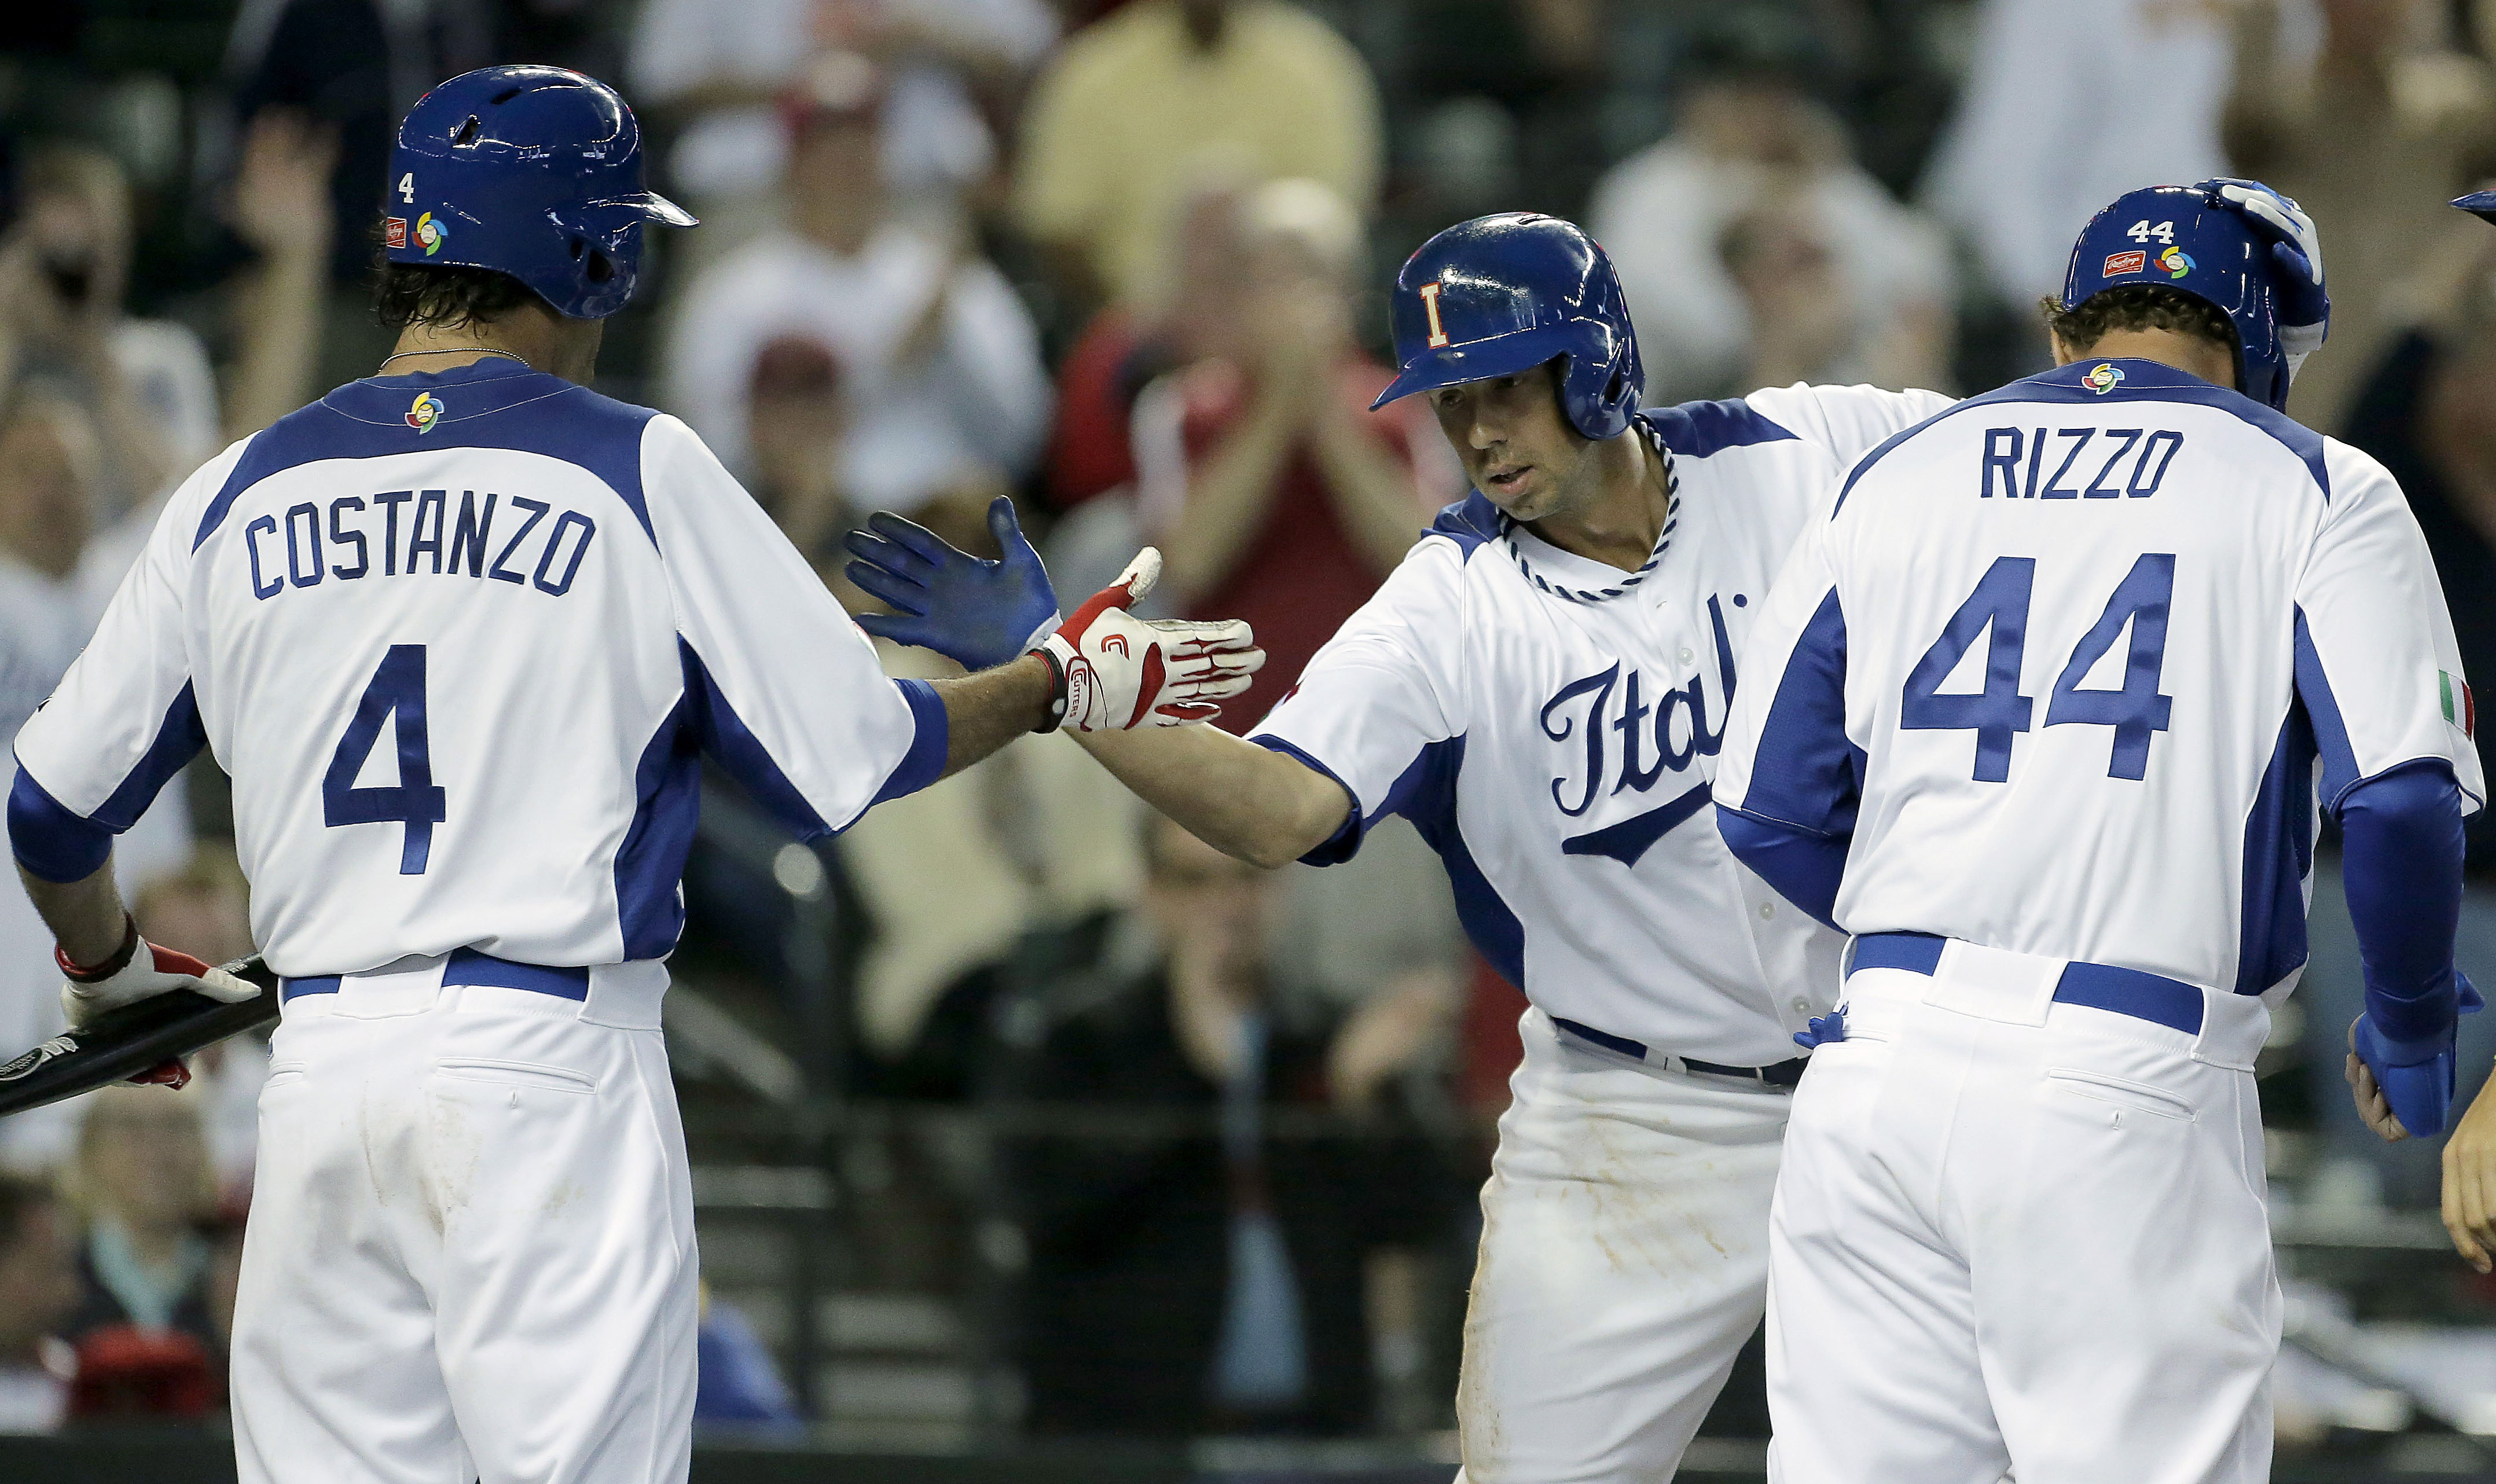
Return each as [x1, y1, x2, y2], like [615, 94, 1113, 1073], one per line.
[1370, 325, 1579, 412]
[2457, 192, 2496, 224]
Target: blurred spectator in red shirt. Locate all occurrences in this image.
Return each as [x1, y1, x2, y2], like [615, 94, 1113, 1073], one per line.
[1132, 178, 1449, 732]
[0, 1176, 79, 1433]
[1044, 179, 1249, 513]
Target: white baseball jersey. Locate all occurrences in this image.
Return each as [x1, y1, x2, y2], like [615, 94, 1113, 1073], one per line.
[10, 358, 944, 978]
[1250, 383, 1953, 1067]
[1718, 357, 2486, 996]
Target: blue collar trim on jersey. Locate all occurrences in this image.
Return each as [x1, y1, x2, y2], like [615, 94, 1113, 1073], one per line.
[1830, 357, 2329, 518]
[1499, 416, 1679, 604]
[1641, 396, 1801, 459]
[196, 362, 662, 552]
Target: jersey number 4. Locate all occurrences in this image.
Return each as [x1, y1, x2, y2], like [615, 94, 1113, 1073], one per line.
[323, 645, 448, 874]
[1902, 554, 2176, 783]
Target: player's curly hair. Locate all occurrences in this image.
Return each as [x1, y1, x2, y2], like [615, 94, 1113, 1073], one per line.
[370, 253, 540, 332]
[2038, 286, 2240, 362]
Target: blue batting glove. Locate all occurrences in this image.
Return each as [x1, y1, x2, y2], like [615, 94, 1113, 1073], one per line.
[2203, 178, 2328, 372]
[1793, 1004, 1848, 1051]
[2353, 972, 2483, 1137]
[844, 497, 1061, 672]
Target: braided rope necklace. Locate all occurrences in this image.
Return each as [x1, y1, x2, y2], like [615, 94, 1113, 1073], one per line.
[1503, 421, 1679, 604]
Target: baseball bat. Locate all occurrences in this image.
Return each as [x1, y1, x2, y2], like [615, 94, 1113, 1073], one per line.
[0, 956, 282, 1119]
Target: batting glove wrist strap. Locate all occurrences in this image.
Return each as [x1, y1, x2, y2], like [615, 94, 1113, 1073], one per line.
[57, 914, 141, 982]
[1029, 644, 1069, 734]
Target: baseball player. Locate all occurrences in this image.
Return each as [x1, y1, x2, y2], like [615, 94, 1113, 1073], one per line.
[848, 212, 1955, 1481]
[1716, 179, 2478, 1482]
[4, 65, 1255, 1484]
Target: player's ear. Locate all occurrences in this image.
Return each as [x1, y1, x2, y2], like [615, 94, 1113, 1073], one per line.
[2047, 330, 2081, 369]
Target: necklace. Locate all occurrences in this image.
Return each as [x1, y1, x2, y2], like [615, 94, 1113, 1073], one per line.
[1503, 419, 1680, 604]
[377, 348, 533, 372]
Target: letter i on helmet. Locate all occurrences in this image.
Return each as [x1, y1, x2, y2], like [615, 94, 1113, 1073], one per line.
[382, 65, 697, 321]
[1371, 214, 1645, 438]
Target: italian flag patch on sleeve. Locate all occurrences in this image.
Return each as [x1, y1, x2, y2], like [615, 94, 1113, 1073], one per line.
[2443, 670, 2476, 739]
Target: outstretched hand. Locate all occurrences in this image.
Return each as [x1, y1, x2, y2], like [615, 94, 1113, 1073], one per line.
[1040, 549, 1264, 730]
[846, 496, 1061, 671]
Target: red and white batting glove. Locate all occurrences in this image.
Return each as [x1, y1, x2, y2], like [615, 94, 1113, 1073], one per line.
[1032, 549, 1262, 732]
[60, 916, 258, 1088]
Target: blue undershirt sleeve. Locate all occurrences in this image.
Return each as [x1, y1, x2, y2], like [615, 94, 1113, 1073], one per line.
[2336, 759, 2468, 1055]
[9, 766, 115, 884]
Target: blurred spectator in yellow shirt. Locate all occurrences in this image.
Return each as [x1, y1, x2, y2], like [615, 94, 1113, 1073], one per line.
[1013, 0, 1382, 313]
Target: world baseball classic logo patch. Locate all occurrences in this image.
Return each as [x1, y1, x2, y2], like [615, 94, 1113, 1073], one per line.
[405, 391, 442, 434]
[2102, 250, 2147, 277]
[2159, 245, 2196, 278]
[2083, 363, 2126, 394]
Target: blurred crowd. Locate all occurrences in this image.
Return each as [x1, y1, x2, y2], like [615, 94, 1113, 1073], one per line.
[7, 0, 2496, 1443]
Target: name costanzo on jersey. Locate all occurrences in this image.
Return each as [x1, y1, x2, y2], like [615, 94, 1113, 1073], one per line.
[241, 484, 601, 601]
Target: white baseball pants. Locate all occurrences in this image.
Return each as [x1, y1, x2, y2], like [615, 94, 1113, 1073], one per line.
[230, 954, 698, 1484]
[1765, 943, 2279, 1484]
[1455, 1007, 1790, 1483]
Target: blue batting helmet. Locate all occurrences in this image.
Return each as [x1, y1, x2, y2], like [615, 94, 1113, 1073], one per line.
[383, 65, 695, 320]
[2455, 190, 2496, 225]
[2060, 183, 2289, 410]
[1371, 214, 1645, 440]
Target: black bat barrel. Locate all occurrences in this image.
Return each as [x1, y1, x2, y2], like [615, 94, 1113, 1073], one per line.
[0, 957, 282, 1119]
